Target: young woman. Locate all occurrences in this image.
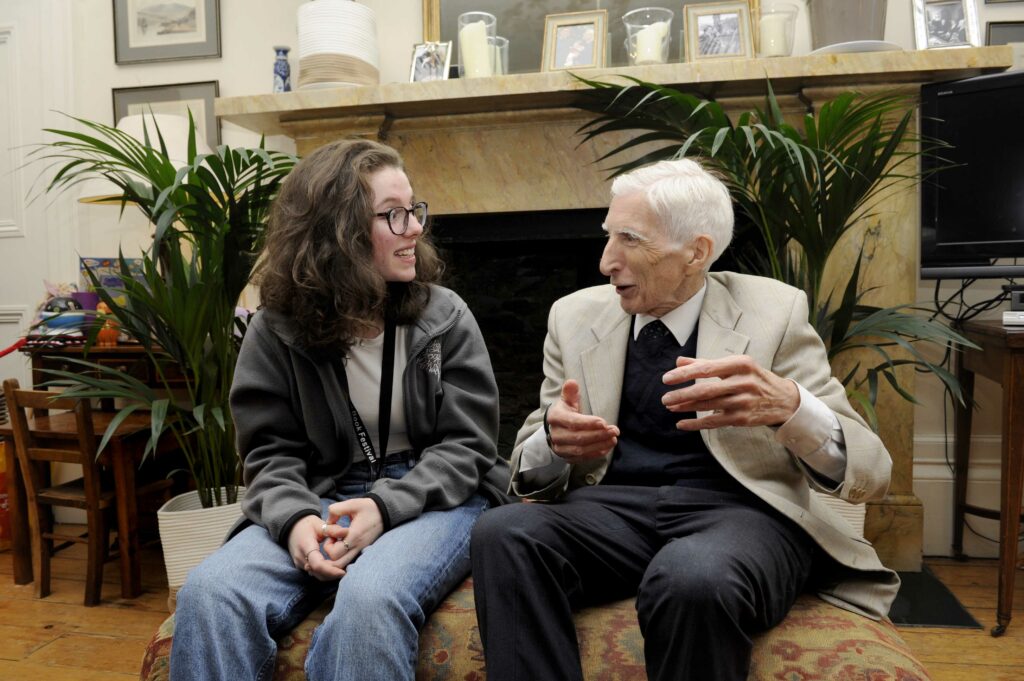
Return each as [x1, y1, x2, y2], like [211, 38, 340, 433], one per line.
[170, 139, 508, 681]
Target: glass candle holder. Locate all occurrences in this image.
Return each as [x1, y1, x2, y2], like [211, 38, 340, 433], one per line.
[622, 7, 674, 65]
[758, 2, 799, 57]
[489, 36, 509, 75]
[458, 11, 496, 78]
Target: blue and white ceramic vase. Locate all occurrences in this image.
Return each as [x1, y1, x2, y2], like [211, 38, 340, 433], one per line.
[273, 46, 292, 93]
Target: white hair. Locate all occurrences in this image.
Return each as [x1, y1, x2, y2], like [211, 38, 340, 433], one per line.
[609, 158, 734, 266]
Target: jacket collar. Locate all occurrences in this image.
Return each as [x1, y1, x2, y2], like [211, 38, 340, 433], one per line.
[697, 274, 750, 360]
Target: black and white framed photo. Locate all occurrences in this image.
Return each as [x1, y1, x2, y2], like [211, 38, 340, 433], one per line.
[541, 10, 608, 71]
[913, 0, 980, 49]
[410, 41, 453, 82]
[113, 0, 221, 64]
[112, 81, 220, 148]
[684, 1, 754, 62]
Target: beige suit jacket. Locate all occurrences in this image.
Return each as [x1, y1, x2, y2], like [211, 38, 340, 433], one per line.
[509, 271, 900, 619]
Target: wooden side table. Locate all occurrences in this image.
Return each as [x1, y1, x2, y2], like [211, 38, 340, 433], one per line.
[953, 318, 1024, 636]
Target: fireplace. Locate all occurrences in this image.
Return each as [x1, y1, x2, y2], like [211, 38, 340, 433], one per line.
[432, 208, 608, 455]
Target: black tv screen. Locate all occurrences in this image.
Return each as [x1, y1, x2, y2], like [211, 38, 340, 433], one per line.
[920, 70, 1024, 279]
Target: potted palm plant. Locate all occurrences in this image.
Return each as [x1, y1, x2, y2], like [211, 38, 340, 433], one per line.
[572, 76, 971, 429]
[31, 112, 296, 597]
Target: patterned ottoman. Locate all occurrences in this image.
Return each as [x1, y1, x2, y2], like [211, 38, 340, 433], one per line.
[140, 578, 931, 680]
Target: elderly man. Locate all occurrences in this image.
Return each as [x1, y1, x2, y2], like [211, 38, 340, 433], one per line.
[471, 159, 899, 681]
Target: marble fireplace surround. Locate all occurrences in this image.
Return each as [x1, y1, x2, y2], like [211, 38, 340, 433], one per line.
[218, 47, 1012, 571]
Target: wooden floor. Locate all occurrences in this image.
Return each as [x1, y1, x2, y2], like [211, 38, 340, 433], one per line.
[0, 538, 1021, 680]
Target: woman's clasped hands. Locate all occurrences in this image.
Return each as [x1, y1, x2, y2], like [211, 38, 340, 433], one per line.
[288, 498, 385, 581]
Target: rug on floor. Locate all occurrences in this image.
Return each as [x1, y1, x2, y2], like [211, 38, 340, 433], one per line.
[889, 564, 982, 628]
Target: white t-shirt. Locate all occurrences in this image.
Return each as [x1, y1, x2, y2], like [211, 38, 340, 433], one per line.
[344, 327, 412, 460]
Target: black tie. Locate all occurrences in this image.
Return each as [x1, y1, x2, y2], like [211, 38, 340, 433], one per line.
[638, 319, 672, 344]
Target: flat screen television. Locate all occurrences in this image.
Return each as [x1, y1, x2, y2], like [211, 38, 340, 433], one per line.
[919, 70, 1024, 280]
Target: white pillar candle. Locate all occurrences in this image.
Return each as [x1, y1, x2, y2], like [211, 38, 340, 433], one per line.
[635, 21, 669, 64]
[760, 13, 789, 57]
[460, 20, 492, 78]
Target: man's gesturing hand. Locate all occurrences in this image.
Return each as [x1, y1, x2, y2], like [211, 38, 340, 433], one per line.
[661, 355, 800, 431]
[546, 379, 619, 464]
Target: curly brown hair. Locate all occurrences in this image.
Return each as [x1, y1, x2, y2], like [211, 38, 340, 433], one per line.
[255, 139, 443, 350]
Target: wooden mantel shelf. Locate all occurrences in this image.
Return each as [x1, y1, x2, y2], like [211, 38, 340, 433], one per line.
[217, 46, 1011, 135]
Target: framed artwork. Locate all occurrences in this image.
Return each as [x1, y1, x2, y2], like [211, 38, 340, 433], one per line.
[113, 0, 221, 64]
[912, 0, 980, 49]
[541, 11, 608, 71]
[987, 21, 1024, 45]
[684, 1, 754, 62]
[423, 1, 759, 73]
[410, 41, 453, 82]
[112, 81, 220, 148]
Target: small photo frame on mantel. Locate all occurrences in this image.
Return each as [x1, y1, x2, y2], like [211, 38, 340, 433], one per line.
[113, 0, 221, 64]
[541, 10, 608, 72]
[410, 41, 452, 82]
[112, 81, 220, 149]
[912, 0, 981, 50]
[684, 1, 755, 62]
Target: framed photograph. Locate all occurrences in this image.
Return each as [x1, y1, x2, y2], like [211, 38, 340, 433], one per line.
[112, 81, 220, 148]
[410, 41, 453, 82]
[684, 1, 754, 62]
[113, 0, 221, 64]
[912, 0, 980, 49]
[987, 21, 1024, 45]
[541, 11, 608, 72]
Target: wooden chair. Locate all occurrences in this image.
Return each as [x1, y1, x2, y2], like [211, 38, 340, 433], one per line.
[3, 378, 116, 605]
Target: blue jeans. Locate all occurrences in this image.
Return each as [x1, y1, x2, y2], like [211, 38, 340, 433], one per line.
[170, 459, 489, 681]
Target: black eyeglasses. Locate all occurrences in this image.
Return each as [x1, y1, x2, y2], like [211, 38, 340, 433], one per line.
[374, 201, 428, 235]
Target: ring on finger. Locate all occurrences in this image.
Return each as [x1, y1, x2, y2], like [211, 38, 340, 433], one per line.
[342, 539, 352, 551]
[306, 548, 320, 560]
[321, 521, 328, 536]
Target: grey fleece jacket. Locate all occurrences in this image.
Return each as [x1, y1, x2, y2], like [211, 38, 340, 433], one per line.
[229, 285, 510, 545]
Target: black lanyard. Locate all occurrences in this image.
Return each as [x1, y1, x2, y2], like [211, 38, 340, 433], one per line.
[347, 310, 397, 480]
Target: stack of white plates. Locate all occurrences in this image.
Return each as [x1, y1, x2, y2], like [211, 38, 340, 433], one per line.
[297, 0, 379, 89]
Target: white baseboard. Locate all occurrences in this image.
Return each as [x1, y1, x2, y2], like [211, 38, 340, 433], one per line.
[914, 434, 1006, 558]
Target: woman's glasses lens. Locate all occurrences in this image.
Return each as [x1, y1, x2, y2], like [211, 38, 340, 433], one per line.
[387, 202, 429, 234]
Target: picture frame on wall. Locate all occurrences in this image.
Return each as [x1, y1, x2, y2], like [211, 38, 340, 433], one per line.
[541, 10, 608, 72]
[987, 21, 1024, 45]
[683, 1, 755, 62]
[112, 81, 220, 148]
[410, 41, 453, 82]
[912, 0, 981, 49]
[113, 0, 221, 64]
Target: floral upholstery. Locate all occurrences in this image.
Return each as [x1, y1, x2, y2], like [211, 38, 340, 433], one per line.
[140, 577, 930, 680]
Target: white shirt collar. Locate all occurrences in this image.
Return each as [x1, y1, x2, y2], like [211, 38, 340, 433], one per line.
[633, 282, 707, 344]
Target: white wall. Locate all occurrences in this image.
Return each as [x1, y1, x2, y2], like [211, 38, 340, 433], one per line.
[3, 0, 1022, 556]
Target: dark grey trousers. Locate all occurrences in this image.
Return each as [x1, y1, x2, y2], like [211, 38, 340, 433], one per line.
[470, 483, 815, 681]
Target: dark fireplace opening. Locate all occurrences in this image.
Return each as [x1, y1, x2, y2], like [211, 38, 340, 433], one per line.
[433, 209, 609, 457]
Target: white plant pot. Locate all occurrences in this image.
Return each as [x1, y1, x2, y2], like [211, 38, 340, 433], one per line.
[157, 487, 246, 600]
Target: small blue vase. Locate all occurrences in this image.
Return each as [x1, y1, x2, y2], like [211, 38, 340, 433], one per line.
[273, 46, 291, 93]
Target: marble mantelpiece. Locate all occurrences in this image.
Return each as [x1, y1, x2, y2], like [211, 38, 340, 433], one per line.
[217, 47, 1010, 136]
[217, 46, 1013, 571]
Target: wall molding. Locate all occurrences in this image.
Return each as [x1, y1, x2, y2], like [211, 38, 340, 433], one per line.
[0, 23, 25, 239]
[0, 305, 27, 326]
